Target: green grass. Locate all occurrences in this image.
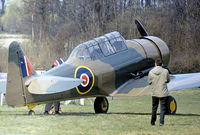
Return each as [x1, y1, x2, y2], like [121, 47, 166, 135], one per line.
[0, 88, 200, 135]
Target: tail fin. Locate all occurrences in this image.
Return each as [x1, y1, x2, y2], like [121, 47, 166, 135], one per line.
[6, 41, 36, 106]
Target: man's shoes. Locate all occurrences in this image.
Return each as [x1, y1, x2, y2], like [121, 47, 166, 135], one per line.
[151, 122, 155, 126]
[43, 111, 49, 115]
[54, 111, 61, 115]
[159, 123, 164, 126]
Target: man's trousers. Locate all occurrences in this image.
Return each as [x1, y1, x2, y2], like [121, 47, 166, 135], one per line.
[151, 96, 168, 125]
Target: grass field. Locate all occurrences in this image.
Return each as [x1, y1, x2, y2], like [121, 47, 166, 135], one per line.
[0, 88, 200, 135]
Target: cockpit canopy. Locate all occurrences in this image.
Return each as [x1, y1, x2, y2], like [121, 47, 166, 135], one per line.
[69, 31, 127, 61]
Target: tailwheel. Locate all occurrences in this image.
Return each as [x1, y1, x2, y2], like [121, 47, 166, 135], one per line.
[166, 96, 177, 115]
[28, 110, 35, 115]
[94, 97, 109, 113]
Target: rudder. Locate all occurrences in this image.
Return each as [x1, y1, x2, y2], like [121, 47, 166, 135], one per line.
[6, 41, 36, 106]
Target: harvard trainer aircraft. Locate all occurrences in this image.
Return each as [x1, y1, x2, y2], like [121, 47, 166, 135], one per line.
[5, 20, 200, 115]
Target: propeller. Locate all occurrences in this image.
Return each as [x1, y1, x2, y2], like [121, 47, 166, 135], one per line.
[135, 20, 148, 37]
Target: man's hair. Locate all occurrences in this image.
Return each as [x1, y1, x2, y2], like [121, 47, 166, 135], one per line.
[155, 59, 163, 66]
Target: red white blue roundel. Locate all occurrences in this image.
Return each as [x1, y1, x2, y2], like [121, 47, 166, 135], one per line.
[74, 66, 95, 95]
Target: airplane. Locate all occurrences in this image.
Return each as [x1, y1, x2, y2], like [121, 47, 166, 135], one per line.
[5, 20, 200, 115]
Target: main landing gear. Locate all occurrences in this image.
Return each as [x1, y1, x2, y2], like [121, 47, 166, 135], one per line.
[93, 96, 177, 115]
[94, 97, 109, 113]
[166, 96, 177, 115]
[26, 96, 176, 115]
[27, 104, 37, 115]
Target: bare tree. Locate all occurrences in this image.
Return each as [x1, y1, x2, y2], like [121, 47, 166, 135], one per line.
[1, 0, 197, 72]
[1, 0, 5, 14]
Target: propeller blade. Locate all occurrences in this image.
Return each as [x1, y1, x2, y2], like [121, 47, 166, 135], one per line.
[135, 20, 148, 36]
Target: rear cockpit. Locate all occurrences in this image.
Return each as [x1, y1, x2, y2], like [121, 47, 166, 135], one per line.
[68, 31, 127, 61]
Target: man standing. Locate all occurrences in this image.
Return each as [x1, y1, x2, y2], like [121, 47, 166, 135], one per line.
[44, 102, 61, 115]
[43, 57, 66, 115]
[148, 59, 170, 126]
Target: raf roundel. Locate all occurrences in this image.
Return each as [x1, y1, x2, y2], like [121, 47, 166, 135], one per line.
[74, 66, 95, 95]
[80, 73, 89, 87]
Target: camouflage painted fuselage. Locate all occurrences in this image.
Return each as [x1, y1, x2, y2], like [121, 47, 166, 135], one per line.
[6, 33, 169, 107]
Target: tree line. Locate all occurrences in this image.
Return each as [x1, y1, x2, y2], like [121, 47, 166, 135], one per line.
[0, 0, 199, 73]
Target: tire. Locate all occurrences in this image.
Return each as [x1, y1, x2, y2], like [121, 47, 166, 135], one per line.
[166, 96, 177, 115]
[94, 97, 109, 113]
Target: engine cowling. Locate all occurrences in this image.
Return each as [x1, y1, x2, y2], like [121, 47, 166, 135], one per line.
[126, 36, 170, 66]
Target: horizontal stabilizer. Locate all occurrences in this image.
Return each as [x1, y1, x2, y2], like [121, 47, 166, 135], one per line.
[26, 76, 84, 94]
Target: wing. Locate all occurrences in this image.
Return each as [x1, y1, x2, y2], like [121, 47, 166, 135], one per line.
[25, 76, 84, 94]
[0, 79, 6, 94]
[0, 73, 7, 94]
[111, 76, 150, 96]
[168, 73, 200, 91]
[112, 72, 200, 96]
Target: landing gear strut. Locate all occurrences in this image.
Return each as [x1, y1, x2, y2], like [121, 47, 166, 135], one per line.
[28, 110, 35, 115]
[27, 104, 37, 115]
[166, 96, 177, 115]
[94, 97, 109, 113]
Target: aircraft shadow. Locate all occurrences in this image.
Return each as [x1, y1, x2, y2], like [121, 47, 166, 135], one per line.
[52, 112, 200, 117]
[59, 112, 151, 116]
[105, 112, 200, 117]
[108, 112, 152, 116]
[1, 111, 200, 117]
[169, 113, 200, 117]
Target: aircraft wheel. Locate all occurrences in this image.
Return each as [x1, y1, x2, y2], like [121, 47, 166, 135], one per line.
[166, 96, 177, 115]
[94, 97, 109, 113]
[28, 110, 35, 115]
